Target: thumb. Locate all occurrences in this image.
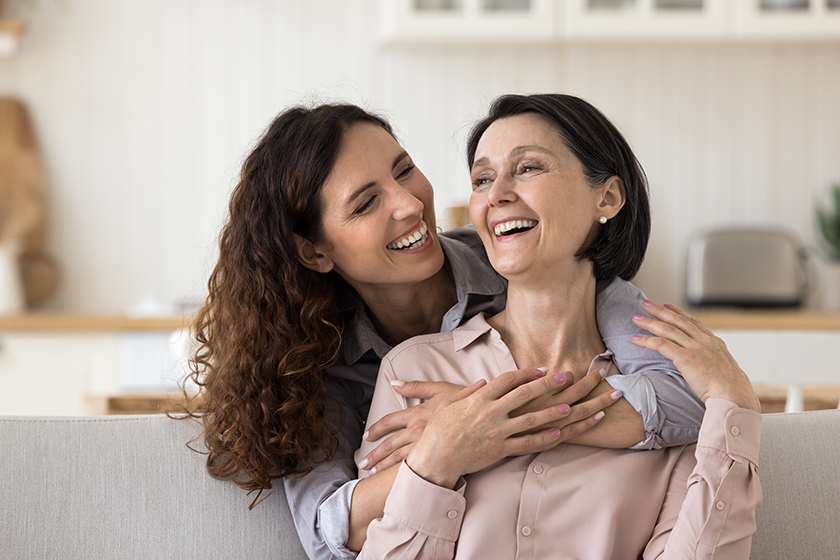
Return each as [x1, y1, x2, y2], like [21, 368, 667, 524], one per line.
[392, 380, 457, 400]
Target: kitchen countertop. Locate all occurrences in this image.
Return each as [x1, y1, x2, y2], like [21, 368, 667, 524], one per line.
[2, 310, 840, 333]
[0, 314, 189, 332]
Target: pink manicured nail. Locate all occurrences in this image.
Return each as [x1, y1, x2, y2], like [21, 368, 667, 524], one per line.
[558, 404, 571, 415]
[610, 390, 623, 400]
[363, 430, 370, 441]
[553, 374, 566, 384]
[642, 300, 654, 307]
[359, 458, 369, 470]
[633, 314, 645, 321]
[368, 467, 377, 476]
[594, 411, 605, 421]
[599, 368, 607, 380]
[664, 303, 676, 309]
[551, 429, 562, 438]
[631, 335, 641, 341]
[534, 368, 547, 378]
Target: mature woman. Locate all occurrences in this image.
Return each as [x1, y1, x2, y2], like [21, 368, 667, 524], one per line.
[186, 103, 706, 560]
[355, 94, 762, 559]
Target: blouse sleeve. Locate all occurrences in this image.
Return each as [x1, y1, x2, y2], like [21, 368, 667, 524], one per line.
[643, 398, 763, 560]
[356, 462, 466, 560]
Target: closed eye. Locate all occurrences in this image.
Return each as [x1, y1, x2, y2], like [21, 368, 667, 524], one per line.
[354, 195, 377, 215]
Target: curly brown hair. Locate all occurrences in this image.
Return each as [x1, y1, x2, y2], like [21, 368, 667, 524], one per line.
[181, 104, 394, 505]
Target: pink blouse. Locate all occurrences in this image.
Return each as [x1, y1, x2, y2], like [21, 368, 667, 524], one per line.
[354, 313, 762, 559]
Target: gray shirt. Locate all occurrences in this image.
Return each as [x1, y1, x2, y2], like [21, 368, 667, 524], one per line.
[283, 227, 704, 560]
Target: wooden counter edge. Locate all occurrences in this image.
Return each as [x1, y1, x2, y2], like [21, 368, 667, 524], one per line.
[0, 314, 191, 332]
[691, 310, 840, 331]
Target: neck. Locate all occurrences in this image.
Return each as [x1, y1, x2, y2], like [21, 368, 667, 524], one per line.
[487, 266, 605, 374]
[360, 260, 458, 347]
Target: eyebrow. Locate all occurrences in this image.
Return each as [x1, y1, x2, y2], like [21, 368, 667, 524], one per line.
[347, 151, 410, 205]
[471, 145, 552, 171]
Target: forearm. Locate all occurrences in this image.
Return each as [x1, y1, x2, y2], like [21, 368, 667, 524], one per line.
[565, 381, 646, 448]
[347, 465, 399, 552]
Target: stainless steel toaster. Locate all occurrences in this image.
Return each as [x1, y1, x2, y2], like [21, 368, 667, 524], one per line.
[686, 227, 808, 308]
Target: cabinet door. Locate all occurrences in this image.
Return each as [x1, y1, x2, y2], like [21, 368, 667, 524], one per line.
[0, 333, 119, 416]
[732, 0, 840, 39]
[379, 0, 557, 43]
[562, 0, 728, 40]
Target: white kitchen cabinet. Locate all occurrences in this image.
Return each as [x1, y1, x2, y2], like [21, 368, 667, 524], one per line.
[562, 0, 729, 40]
[732, 0, 840, 40]
[378, 0, 840, 43]
[0, 318, 186, 416]
[378, 0, 558, 43]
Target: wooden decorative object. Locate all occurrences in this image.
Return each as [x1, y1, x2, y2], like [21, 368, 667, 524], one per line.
[0, 98, 60, 306]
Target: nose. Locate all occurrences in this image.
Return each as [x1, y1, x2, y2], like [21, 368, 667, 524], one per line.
[389, 183, 425, 222]
[486, 173, 516, 207]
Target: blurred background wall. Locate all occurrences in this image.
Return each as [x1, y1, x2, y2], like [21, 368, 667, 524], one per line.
[0, 0, 838, 313]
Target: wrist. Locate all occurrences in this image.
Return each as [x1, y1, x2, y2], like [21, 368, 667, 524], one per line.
[405, 448, 459, 489]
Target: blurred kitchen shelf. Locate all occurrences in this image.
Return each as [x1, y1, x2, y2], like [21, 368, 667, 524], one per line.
[753, 383, 840, 413]
[691, 309, 840, 331]
[0, 19, 24, 57]
[85, 392, 199, 416]
[0, 314, 190, 332]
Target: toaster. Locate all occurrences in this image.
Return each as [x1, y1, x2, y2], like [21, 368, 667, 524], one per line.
[686, 227, 808, 308]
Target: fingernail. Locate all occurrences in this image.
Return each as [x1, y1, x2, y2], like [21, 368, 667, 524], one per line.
[363, 430, 370, 441]
[390, 380, 405, 387]
[610, 390, 623, 400]
[594, 411, 605, 421]
[631, 335, 641, 341]
[551, 429, 562, 438]
[558, 404, 571, 415]
[359, 458, 369, 470]
[533, 368, 547, 377]
[599, 368, 607, 380]
[642, 300, 654, 307]
[475, 379, 485, 385]
[633, 314, 645, 321]
[553, 374, 566, 384]
[664, 303, 675, 309]
[368, 467, 377, 476]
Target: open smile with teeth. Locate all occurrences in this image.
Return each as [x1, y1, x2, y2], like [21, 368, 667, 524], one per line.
[494, 219, 538, 237]
[387, 222, 429, 250]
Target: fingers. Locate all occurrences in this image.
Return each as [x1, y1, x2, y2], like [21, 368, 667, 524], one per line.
[361, 422, 424, 475]
[392, 380, 460, 401]
[365, 408, 413, 442]
[480, 367, 572, 401]
[550, 367, 605, 406]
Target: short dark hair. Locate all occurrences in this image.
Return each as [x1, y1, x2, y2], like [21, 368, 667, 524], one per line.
[466, 94, 650, 281]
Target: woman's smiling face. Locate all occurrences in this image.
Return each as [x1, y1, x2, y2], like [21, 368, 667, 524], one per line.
[469, 113, 619, 283]
[308, 122, 445, 293]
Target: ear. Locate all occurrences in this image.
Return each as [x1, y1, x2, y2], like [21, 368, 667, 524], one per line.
[596, 176, 626, 221]
[294, 234, 334, 274]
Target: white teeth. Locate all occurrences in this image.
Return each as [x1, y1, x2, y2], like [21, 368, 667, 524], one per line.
[387, 222, 429, 250]
[494, 219, 537, 237]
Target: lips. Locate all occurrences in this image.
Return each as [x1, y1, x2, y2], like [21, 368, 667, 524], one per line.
[387, 221, 429, 250]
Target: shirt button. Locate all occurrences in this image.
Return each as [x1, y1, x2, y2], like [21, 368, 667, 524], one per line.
[533, 465, 544, 475]
[716, 501, 726, 511]
[521, 526, 532, 536]
[730, 426, 740, 437]
[446, 510, 458, 519]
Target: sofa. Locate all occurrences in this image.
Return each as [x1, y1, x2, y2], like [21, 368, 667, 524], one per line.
[1, 410, 839, 560]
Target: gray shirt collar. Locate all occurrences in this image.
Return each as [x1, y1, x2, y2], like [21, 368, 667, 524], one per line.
[340, 227, 507, 366]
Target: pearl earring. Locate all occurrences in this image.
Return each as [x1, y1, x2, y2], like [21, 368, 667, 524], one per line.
[599, 216, 608, 224]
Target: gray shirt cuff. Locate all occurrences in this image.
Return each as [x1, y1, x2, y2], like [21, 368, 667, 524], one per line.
[604, 373, 660, 449]
[318, 478, 361, 559]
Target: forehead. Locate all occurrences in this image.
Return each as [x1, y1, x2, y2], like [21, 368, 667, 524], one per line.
[323, 122, 402, 192]
[476, 113, 566, 157]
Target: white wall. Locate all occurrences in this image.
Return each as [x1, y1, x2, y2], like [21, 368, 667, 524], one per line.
[1, 0, 839, 312]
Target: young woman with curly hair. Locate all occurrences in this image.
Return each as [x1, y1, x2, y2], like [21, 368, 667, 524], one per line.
[185, 103, 706, 560]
